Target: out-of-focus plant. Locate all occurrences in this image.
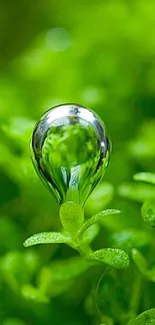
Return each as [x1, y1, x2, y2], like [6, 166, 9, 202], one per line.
[1, 0, 155, 324]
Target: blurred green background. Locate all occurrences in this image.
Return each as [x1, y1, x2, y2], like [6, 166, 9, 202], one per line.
[1, 0, 155, 324]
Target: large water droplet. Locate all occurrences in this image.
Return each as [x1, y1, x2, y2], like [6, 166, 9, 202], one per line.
[31, 104, 111, 207]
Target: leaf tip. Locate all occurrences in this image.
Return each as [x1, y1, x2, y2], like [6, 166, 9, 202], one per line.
[23, 238, 31, 248]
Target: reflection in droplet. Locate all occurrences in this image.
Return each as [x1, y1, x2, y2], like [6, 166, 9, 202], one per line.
[31, 104, 111, 207]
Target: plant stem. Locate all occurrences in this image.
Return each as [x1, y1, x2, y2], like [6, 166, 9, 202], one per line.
[76, 242, 92, 257]
[129, 270, 142, 317]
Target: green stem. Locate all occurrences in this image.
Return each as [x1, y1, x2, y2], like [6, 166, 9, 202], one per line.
[129, 271, 142, 317]
[76, 242, 93, 257]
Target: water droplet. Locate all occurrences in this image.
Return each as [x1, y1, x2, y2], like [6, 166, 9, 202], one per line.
[31, 104, 111, 207]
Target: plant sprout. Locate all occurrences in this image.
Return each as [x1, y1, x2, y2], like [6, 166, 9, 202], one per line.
[24, 104, 129, 270]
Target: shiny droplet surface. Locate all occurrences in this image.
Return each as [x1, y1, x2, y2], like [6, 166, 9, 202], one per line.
[31, 104, 111, 206]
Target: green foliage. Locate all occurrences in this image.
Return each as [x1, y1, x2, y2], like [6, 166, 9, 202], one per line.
[59, 201, 84, 236]
[132, 249, 148, 277]
[23, 232, 70, 247]
[24, 207, 125, 269]
[88, 248, 130, 269]
[21, 284, 49, 303]
[38, 256, 93, 297]
[85, 182, 114, 216]
[110, 229, 151, 249]
[0, 250, 40, 291]
[132, 249, 155, 282]
[134, 173, 155, 185]
[128, 309, 155, 325]
[1, 0, 155, 324]
[78, 209, 120, 238]
[118, 182, 155, 202]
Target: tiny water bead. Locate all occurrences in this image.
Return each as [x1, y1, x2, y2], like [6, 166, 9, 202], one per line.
[31, 104, 111, 207]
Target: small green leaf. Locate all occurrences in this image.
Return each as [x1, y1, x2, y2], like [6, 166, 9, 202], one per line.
[24, 250, 40, 273]
[59, 201, 84, 237]
[83, 224, 99, 244]
[118, 182, 155, 202]
[78, 209, 120, 237]
[128, 308, 155, 325]
[88, 248, 130, 268]
[134, 172, 155, 185]
[141, 200, 155, 226]
[23, 232, 70, 247]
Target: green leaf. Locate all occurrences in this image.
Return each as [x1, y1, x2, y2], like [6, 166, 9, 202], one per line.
[134, 172, 155, 185]
[128, 308, 155, 325]
[132, 249, 148, 276]
[110, 229, 151, 249]
[88, 248, 130, 268]
[83, 224, 99, 244]
[132, 249, 155, 282]
[118, 182, 155, 202]
[21, 284, 49, 303]
[59, 201, 84, 237]
[1, 251, 32, 289]
[141, 200, 155, 226]
[78, 209, 120, 237]
[23, 232, 70, 247]
[24, 250, 40, 274]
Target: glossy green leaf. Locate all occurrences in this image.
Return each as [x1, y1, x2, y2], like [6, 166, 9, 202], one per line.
[23, 232, 70, 247]
[78, 209, 120, 237]
[88, 248, 130, 268]
[128, 308, 155, 325]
